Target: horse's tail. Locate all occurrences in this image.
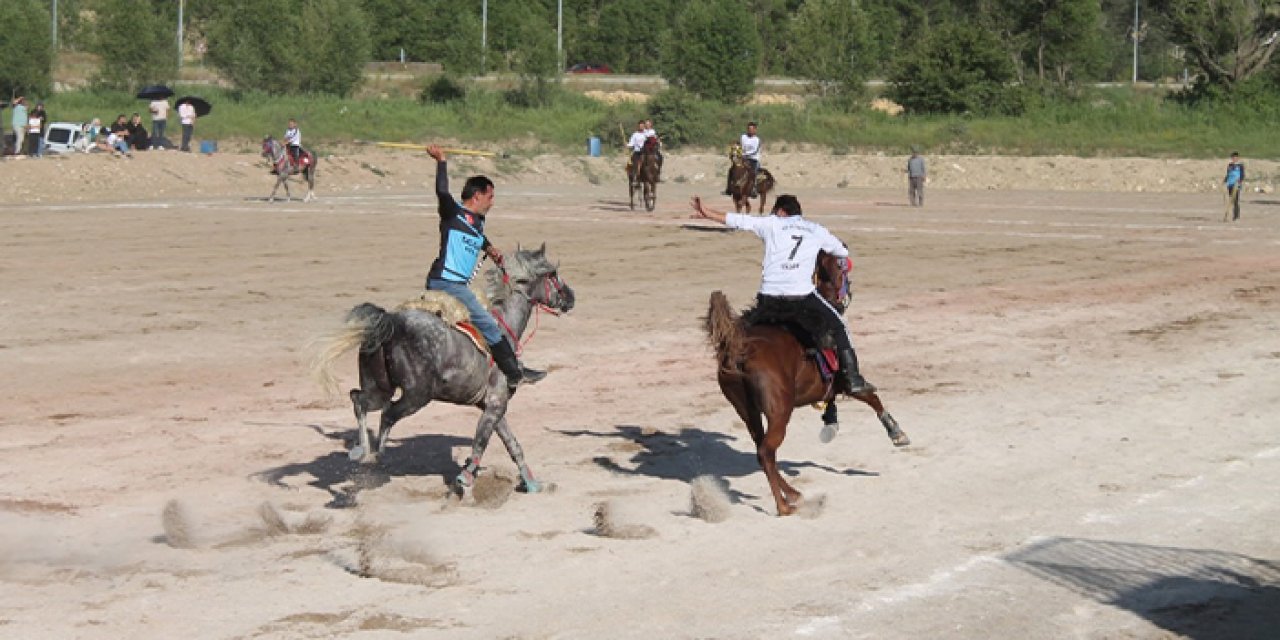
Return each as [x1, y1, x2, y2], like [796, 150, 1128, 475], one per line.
[307, 302, 396, 397]
[704, 291, 747, 375]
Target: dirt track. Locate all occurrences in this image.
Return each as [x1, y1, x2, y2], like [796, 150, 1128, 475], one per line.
[1, 153, 1278, 639]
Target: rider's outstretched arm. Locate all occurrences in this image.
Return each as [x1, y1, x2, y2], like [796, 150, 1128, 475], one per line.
[689, 196, 729, 225]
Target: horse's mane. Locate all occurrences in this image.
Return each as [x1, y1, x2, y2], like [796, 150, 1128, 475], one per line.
[483, 245, 557, 305]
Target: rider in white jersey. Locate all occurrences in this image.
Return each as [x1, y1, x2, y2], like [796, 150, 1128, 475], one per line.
[689, 193, 875, 395]
[725, 121, 761, 196]
[627, 119, 651, 185]
[284, 118, 302, 163]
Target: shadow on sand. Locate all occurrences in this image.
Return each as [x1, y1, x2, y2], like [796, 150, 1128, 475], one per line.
[251, 423, 469, 509]
[555, 423, 877, 510]
[1008, 537, 1280, 640]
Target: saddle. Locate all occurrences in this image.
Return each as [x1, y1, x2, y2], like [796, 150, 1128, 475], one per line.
[741, 300, 840, 382]
[396, 287, 493, 354]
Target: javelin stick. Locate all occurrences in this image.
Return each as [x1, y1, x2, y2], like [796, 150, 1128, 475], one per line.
[371, 141, 501, 157]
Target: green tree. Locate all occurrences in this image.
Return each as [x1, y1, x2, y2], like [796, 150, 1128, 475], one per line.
[662, 0, 761, 103]
[297, 0, 371, 95]
[362, 0, 432, 61]
[205, 0, 300, 93]
[89, 0, 177, 89]
[0, 0, 53, 97]
[204, 0, 371, 96]
[1008, 0, 1106, 84]
[784, 0, 875, 101]
[437, 5, 485, 76]
[1151, 0, 1280, 90]
[887, 21, 1024, 114]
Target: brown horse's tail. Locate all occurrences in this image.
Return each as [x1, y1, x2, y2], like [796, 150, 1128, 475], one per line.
[704, 291, 747, 375]
[307, 303, 395, 398]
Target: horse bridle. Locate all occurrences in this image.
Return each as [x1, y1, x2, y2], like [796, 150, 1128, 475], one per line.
[492, 271, 568, 356]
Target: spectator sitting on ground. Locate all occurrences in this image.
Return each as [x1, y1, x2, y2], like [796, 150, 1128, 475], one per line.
[109, 114, 130, 149]
[81, 119, 104, 153]
[106, 127, 132, 157]
[94, 127, 114, 154]
[128, 113, 149, 151]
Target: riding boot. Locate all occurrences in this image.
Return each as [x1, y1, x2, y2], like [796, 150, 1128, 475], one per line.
[838, 347, 877, 396]
[489, 337, 523, 395]
[520, 365, 547, 384]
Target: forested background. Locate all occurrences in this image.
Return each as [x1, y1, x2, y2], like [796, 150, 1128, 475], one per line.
[3, 1, 1280, 154]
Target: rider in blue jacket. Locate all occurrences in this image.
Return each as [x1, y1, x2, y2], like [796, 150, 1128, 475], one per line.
[424, 144, 546, 394]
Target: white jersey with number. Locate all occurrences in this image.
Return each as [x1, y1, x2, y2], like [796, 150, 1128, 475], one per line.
[725, 213, 848, 296]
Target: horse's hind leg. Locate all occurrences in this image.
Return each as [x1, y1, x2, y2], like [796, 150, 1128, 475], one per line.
[349, 385, 390, 463]
[374, 388, 432, 457]
[760, 403, 802, 515]
[854, 391, 910, 446]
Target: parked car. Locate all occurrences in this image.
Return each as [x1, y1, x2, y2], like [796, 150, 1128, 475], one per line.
[43, 122, 89, 155]
[568, 62, 612, 74]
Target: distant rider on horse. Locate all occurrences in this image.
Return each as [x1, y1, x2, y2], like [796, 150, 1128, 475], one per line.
[690, 193, 875, 396]
[724, 121, 761, 197]
[424, 144, 546, 394]
[284, 118, 303, 163]
[627, 119, 648, 185]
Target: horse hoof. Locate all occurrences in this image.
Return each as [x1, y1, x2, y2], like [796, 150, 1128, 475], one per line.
[819, 422, 840, 444]
[891, 433, 911, 447]
[517, 476, 544, 494]
[348, 445, 366, 461]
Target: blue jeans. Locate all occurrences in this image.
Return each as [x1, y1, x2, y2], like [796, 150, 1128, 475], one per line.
[427, 278, 503, 345]
[152, 120, 166, 146]
[181, 124, 193, 152]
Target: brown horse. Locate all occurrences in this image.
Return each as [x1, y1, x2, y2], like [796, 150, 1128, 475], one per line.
[728, 147, 775, 213]
[628, 138, 660, 212]
[703, 252, 909, 516]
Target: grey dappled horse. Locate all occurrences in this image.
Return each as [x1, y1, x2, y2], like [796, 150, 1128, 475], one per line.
[262, 136, 316, 202]
[311, 245, 575, 494]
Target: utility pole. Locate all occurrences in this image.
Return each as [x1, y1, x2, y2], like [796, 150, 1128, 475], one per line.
[51, 0, 57, 50]
[482, 0, 488, 72]
[178, 0, 185, 70]
[1132, 0, 1140, 84]
[557, 0, 563, 73]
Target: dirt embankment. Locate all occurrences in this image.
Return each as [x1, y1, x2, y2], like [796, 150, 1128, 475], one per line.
[1, 147, 1271, 206]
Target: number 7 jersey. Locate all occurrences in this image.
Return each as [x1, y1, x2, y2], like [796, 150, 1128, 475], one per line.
[725, 213, 849, 297]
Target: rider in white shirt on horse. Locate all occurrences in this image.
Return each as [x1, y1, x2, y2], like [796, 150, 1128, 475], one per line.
[725, 121, 761, 197]
[627, 119, 648, 185]
[284, 118, 302, 163]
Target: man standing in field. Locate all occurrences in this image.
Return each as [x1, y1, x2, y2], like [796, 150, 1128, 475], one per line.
[1223, 152, 1244, 222]
[907, 146, 927, 207]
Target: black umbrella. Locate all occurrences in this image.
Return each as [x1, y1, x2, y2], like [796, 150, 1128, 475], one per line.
[175, 96, 212, 117]
[136, 84, 175, 100]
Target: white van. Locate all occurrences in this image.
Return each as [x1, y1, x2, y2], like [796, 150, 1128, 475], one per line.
[42, 122, 89, 155]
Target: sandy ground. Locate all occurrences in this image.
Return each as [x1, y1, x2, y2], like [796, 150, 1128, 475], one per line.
[0, 149, 1278, 639]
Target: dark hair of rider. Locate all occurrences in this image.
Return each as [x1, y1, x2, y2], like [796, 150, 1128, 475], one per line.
[772, 194, 802, 216]
[461, 175, 495, 201]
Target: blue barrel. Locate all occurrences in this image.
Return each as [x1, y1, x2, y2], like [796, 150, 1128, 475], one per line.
[587, 136, 601, 157]
[199, 140, 217, 154]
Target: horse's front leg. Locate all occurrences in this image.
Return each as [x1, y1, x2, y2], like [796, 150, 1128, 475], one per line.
[492, 416, 542, 493]
[853, 391, 910, 446]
